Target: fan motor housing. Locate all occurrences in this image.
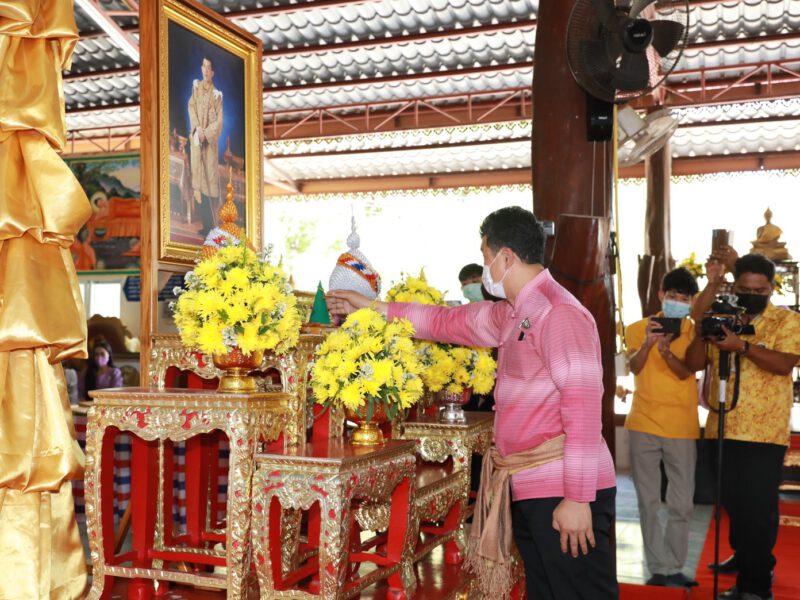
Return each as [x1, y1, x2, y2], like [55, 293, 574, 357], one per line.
[624, 19, 653, 52]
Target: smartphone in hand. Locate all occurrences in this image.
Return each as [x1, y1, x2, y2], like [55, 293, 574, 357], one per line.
[651, 317, 682, 335]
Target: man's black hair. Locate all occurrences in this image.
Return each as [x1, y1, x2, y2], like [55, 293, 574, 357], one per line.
[661, 267, 698, 297]
[479, 206, 545, 265]
[458, 263, 483, 283]
[734, 253, 775, 284]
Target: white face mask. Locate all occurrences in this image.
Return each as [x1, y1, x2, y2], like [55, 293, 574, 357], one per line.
[482, 253, 508, 299]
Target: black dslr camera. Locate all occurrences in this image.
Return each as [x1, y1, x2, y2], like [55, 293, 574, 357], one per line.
[700, 295, 755, 340]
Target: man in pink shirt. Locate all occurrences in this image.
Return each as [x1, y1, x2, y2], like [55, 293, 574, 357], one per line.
[328, 207, 618, 599]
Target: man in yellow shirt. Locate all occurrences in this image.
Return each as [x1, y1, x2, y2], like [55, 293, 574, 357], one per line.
[686, 254, 800, 600]
[626, 267, 700, 588]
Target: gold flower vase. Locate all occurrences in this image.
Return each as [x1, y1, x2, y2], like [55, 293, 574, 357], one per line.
[345, 401, 388, 446]
[213, 347, 264, 393]
[436, 388, 472, 423]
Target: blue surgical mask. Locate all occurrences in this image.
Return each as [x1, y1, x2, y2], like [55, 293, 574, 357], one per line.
[462, 282, 484, 303]
[662, 299, 691, 319]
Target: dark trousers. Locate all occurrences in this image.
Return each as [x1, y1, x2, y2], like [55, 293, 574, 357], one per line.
[511, 487, 619, 600]
[720, 440, 786, 597]
[198, 193, 215, 235]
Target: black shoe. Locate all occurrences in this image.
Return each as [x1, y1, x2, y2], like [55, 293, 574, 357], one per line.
[646, 574, 667, 586]
[666, 572, 698, 588]
[709, 554, 739, 574]
[717, 585, 738, 599]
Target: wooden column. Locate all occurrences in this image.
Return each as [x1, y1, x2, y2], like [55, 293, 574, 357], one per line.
[638, 141, 673, 317]
[532, 0, 616, 458]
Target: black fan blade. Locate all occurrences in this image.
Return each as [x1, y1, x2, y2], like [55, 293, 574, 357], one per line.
[580, 40, 615, 87]
[650, 19, 685, 56]
[592, 0, 617, 27]
[611, 51, 650, 91]
[630, 0, 657, 18]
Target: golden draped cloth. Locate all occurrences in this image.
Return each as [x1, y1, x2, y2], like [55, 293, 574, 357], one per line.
[0, 1, 92, 597]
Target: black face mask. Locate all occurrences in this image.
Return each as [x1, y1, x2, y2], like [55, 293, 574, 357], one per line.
[736, 293, 769, 315]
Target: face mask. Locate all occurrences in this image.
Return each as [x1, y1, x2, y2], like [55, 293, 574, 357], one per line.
[482, 254, 508, 300]
[662, 299, 691, 319]
[736, 293, 769, 315]
[95, 354, 109, 367]
[462, 283, 484, 303]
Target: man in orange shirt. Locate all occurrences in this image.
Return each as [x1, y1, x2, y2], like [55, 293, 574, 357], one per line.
[626, 267, 700, 588]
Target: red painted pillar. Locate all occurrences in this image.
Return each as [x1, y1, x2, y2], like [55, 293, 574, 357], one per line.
[532, 0, 616, 458]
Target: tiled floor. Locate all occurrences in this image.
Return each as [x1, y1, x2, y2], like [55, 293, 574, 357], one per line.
[615, 471, 714, 585]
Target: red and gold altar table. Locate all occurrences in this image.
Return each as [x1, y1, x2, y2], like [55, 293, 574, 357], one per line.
[84, 387, 291, 600]
[251, 439, 418, 599]
[394, 412, 493, 563]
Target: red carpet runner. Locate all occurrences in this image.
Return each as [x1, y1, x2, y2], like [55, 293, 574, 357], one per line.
[691, 501, 800, 600]
[621, 501, 800, 600]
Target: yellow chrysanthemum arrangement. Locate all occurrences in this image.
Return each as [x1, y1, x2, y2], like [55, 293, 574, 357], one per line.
[310, 308, 424, 420]
[679, 252, 704, 279]
[419, 344, 497, 394]
[387, 272, 497, 395]
[171, 243, 302, 356]
[385, 270, 445, 305]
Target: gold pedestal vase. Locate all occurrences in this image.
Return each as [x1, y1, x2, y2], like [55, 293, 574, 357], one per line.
[345, 400, 388, 446]
[212, 347, 264, 393]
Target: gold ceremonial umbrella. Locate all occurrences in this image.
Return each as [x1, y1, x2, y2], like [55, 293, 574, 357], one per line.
[0, 1, 91, 596]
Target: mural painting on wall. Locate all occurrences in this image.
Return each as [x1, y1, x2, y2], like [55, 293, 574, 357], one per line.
[65, 153, 141, 270]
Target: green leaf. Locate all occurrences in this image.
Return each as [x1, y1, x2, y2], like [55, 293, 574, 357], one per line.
[218, 308, 229, 321]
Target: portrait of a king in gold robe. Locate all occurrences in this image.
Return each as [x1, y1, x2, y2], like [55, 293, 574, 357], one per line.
[188, 56, 223, 234]
[166, 19, 247, 254]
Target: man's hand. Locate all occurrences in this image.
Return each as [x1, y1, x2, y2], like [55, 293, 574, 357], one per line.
[705, 256, 726, 284]
[645, 318, 666, 347]
[326, 290, 385, 317]
[710, 244, 738, 272]
[198, 128, 207, 144]
[552, 499, 595, 557]
[711, 324, 744, 353]
[656, 335, 672, 359]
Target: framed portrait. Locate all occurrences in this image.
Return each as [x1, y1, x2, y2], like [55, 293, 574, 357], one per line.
[154, 0, 262, 264]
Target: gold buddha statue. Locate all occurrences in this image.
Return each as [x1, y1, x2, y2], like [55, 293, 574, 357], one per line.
[750, 208, 791, 261]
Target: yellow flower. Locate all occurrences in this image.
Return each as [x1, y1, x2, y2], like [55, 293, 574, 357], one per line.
[340, 382, 364, 410]
[197, 321, 226, 355]
[236, 321, 261, 354]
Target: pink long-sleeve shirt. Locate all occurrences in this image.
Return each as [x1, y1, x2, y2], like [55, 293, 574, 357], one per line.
[388, 269, 616, 502]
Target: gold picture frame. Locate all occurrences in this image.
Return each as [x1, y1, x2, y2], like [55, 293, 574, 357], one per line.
[155, 0, 262, 264]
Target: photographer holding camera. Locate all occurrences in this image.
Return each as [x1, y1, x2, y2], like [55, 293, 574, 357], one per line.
[625, 267, 700, 588]
[685, 253, 800, 600]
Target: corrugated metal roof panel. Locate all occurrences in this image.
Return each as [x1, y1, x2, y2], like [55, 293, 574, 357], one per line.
[66, 106, 140, 131]
[674, 40, 800, 80]
[265, 67, 532, 111]
[271, 139, 530, 179]
[246, 0, 537, 48]
[670, 120, 800, 157]
[264, 28, 534, 87]
[689, 0, 800, 42]
[265, 120, 531, 155]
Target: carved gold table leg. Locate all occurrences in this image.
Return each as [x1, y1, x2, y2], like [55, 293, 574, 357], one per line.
[225, 426, 256, 600]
